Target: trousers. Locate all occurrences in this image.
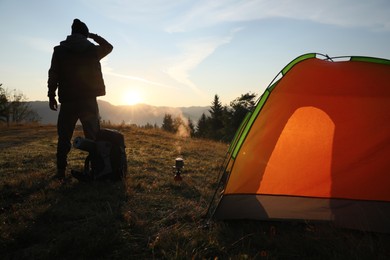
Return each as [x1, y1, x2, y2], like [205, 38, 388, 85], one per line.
[56, 98, 100, 170]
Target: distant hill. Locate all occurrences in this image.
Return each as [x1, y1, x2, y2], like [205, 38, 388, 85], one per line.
[29, 100, 209, 126]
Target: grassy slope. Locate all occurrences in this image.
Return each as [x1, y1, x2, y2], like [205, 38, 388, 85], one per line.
[0, 125, 389, 259]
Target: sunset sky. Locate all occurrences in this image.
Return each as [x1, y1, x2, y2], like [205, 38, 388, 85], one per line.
[1, 0, 389, 107]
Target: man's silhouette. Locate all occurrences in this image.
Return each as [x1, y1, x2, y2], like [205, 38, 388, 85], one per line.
[47, 19, 113, 179]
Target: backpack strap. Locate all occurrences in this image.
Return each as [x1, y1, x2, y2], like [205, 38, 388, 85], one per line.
[70, 154, 94, 182]
[84, 154, 93, 176]
[81, 141, 113, 180]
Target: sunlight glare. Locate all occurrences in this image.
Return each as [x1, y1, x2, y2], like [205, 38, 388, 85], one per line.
[123, 90, 143, 105]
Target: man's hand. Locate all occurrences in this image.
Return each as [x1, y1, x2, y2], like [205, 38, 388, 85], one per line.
[49, 97, 58, 111]
[88, 33, 98, 40]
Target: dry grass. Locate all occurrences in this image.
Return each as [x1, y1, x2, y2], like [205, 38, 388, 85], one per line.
[1, 125, 389, 259]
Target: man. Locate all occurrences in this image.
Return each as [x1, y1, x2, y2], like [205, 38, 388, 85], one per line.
[47, 19, 113, 179]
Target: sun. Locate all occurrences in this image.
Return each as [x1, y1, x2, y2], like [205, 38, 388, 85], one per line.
[123, 90, 143, 105]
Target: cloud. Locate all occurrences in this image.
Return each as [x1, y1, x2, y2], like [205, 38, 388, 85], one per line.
[165, 27, 243, 92]
[101, 59, 176, 89]
[86, 0, 390, 98]
[106, 71, 176, 89]
[164, 0, 390, 32]
[164, 1, 231, 33]
[84, 0, 390, 32]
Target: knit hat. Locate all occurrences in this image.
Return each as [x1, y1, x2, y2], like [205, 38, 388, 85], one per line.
[71, 19, 89, 37]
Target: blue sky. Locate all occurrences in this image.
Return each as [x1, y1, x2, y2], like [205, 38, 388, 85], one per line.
[1, 0, 389, 107]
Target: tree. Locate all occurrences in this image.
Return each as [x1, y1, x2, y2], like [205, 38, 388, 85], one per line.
[225, 92, 257, 140]
[161, 113, 194, 137]
[10, 91, 40, 123]
[162, 113, 175, 133]
[195, 113, 209, 138]
[142, 122, 155, 129]
[173, 116, 183, 132]
[208, 94, 225, 140]
[0, 84, 41, 125]
[192, 92, 258, 142]
[173, 116, 192, 137]
[0, 84, 10, 124]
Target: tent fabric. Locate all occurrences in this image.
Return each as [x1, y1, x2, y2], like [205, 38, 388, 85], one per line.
[213, 53, 390, 233]
[214, 195, 390, 233]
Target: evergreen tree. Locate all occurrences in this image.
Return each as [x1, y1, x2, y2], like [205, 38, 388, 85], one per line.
[193, 92, 257, 142]
[208, 94, 224, 140]
[195, 113, 209, 138]
[173, 116, 190, 137]
[143, 122, 154, 129]
[162, 113, 175, 133]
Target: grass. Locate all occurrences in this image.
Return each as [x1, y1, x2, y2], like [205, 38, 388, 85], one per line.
[1, 124, 389, 259]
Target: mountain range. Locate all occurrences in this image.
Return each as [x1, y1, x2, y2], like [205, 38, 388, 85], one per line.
[29, 100, 209, 126]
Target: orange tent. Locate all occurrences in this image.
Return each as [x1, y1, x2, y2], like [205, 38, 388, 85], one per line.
[213, 53, 390, 233]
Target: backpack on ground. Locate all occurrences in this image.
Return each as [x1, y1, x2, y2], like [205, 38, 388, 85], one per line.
[71, 128, 127, 181]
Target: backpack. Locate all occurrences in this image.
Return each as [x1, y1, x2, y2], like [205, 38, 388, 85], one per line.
[72, 128, 127, 181]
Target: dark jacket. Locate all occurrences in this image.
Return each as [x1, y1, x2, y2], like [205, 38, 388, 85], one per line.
[47, 34, 113, 103]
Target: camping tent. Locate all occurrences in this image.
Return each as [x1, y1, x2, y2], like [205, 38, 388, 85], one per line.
[212, 53, 390, 233]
